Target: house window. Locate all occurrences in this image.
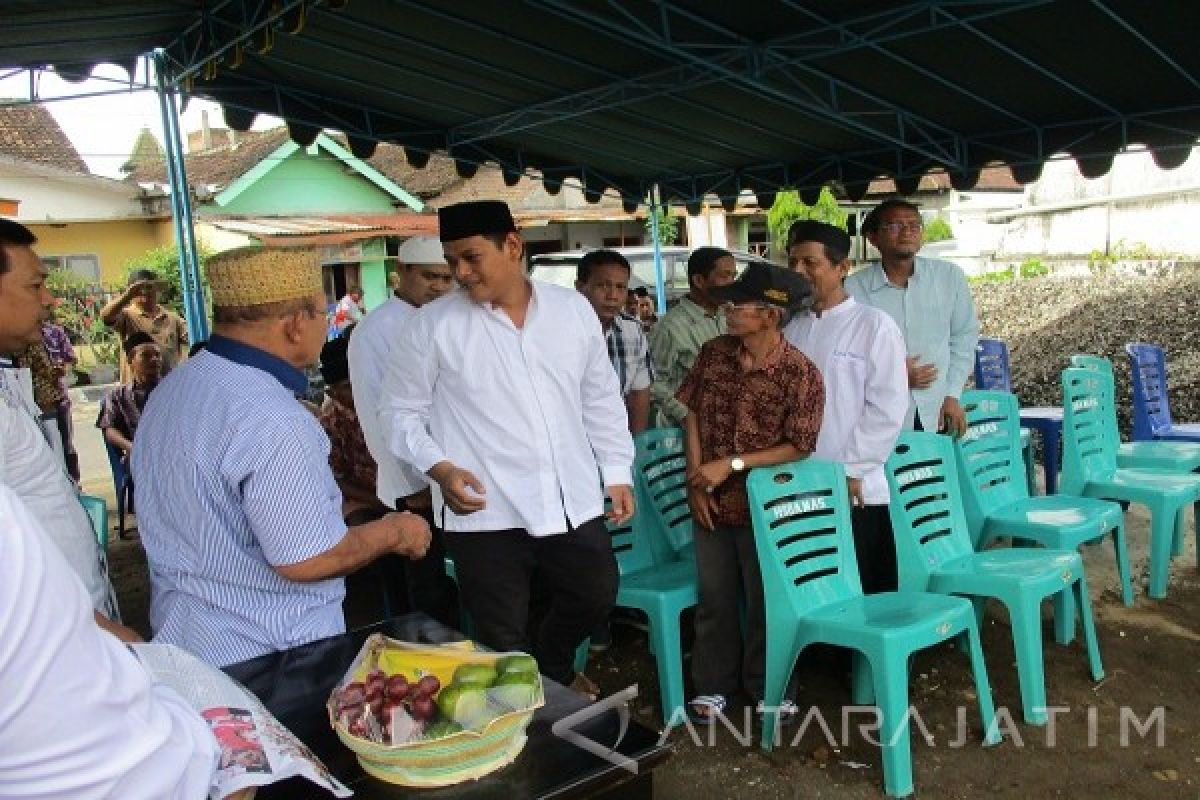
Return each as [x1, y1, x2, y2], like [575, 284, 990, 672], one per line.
[41, 254, 100, 282]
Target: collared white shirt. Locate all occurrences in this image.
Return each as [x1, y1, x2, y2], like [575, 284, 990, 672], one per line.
[845, 256, 980, 429]
[784, 297, 908, 505]
[132, 345, 348, 667]
[0, 362, 119, 618]
[0, 485, 218, 799]
[348, 296, 429, 505]
[380, 282, 635, 536]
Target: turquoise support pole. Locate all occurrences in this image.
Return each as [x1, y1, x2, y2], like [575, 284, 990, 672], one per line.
[649, 186, 667, 315]
[153, 51, 209, 343]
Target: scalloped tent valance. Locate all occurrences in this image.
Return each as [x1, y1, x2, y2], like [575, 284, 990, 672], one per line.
[6, 1, 1200, 210]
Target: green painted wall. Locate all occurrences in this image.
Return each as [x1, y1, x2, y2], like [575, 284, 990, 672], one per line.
[360, 238, 389, 310]
[217, 149, 401, 215]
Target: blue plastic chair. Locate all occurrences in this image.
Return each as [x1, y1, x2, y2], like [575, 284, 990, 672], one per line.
[78, 494, 109, 550]
[633, 427, 695, 562]
[955, 390, 1133, 619]
[747, 459, 999, 798]
[886, 431, 1104, 725]
[1060, 367, 1200, 599]
[1069, 355, 1200, 473]
[975, 337, 1064, 494]
[1125, 343, 1200, 443]
[608, 484, 698, 721]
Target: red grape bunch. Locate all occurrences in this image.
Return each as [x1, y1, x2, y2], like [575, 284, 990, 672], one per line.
[336, 668, 442, 744]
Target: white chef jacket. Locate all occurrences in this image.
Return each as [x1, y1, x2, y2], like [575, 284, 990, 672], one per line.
[0, 485, 218, 800]
[0, 362, 118, 618]
[380, 282, 635, 535]
[348, 296, 429, 505]
[784, 297, 908, 505]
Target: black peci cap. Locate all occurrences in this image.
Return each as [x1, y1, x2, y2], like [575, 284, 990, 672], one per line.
[437, 200, 517, 243]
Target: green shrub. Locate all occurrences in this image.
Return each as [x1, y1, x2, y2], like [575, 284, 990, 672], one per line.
[1018, 258, 1049, 278]
[767, 188, 848, 258]
[969, 267, 1016, 284]
[923, 215, 954, 243]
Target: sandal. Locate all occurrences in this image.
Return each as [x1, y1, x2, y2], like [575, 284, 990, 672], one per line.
[688, 694, 728, 725]
[755, 698, 801, 725]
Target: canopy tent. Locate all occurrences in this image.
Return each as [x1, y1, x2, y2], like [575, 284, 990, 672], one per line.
[4, 0, 1200, 334]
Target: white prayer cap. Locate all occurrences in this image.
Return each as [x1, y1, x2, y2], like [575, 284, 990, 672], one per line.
[396, 235, 447, 266]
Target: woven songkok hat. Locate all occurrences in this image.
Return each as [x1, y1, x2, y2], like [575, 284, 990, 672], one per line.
[206, 248, 323, 307]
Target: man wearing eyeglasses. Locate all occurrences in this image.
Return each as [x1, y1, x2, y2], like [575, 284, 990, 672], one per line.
[845, 199, 980, 437]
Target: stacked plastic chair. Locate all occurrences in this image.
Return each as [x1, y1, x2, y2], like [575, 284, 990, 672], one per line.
[1125, 343, 1200, 443]
[747, 458, 999, 798]
[886, 431, 1104, 725]
[1059, 367, 1200, 599]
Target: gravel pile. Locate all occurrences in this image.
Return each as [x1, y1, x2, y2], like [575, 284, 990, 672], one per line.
[972, 265, 1200, 436]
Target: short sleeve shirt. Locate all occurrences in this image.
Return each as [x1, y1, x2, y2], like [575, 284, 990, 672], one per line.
[676, 334, 825, 527]
[97, 382, 155, 444]
[113, 305, 188, 379]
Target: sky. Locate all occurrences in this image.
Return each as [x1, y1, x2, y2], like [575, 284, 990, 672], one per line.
[0, 63, 282, 178]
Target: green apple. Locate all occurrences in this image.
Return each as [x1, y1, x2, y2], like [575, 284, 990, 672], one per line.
[436, 684, 490, 728]
[452, 663, 498, 688]
[494, 654, 539, 677]
[489, 671, 539, 711]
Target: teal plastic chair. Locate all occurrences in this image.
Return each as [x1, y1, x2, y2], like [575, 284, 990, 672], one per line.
[608, 483, 698, 721]
[886, 431, 1104, 725]
[633, 427, 695, 562]
[747, 459, 999, 798]
[1069, 355, 1200, 474]
[79, 494, 108, 550]
[443, 557, 588, 674]
[955, 390, 1133, 619]
[1060, 367, 1200, 600]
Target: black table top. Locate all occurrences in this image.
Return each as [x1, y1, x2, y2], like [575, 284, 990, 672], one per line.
[223, 614, 671, 798]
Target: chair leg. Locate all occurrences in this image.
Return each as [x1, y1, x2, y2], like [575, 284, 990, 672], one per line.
[1147, 506, 1177, 600]
[1052, 586, 1075, 646]
[1172, 506, 1185, 557]
[872, 651, 915, 798]
[851, 649, 874, 706]
[1024, 437, 1038, 496]
[1007, 598, 1049, 725]
[1073, 576, 1104, 681]
[962, 623, 1001, 746]
[647, 611, 687, 726]
[759, 635, 802, 750]
[1111, 520, 1134, 607]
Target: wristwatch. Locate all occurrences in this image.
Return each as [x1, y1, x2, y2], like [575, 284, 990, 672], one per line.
[730, 457, 746, 473]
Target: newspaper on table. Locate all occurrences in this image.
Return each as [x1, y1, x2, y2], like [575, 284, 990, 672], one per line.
[131, 643, 353, 799]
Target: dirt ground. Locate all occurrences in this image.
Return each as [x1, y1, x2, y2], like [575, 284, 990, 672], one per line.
[100, 492, 1200, 799]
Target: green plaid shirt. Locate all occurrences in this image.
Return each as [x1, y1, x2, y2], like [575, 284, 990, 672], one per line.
[648, 296, 726, 427]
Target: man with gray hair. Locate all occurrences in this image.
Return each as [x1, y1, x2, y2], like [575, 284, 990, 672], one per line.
[133, 247, 431, 666]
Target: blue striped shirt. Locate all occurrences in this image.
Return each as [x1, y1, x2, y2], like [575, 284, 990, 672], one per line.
[131, 336, 348, 667]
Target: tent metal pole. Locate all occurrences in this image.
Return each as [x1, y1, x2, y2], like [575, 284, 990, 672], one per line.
[152, 50, 208, 343]
[649, 184, 667, 315]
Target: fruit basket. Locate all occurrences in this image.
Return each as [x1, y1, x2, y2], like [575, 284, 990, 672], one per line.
[326, 634, 544, 788]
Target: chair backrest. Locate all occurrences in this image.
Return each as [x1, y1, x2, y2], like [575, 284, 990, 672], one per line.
[634, 427, 694, 558]
[1125, 342, 1172, 438]
[974, 337, 1013, 392]
[746, 459, 862, 617]
[884, 432, 975, 590]
[1060, 367, 1119, 494]
[78, 494, 108, 550]
[1069, 354, 1114, 376]
[954, 390, 1028, 548]
[604, 496, 651, 576]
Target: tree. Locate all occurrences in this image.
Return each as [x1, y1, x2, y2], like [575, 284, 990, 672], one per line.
[766, 187, 848, 258]
[122, 244, 212, 319]
[924, 215, 954, 243]
[643, 205, 681, 246]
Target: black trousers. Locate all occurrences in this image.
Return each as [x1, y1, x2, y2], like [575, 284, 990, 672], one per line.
[851, 505, 898, 595]
[442, 517, 618, 685]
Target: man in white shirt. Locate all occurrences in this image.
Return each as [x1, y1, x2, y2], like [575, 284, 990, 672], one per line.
[0, 484, 219, 800]
[784, 220, 909, 593]
[381, 200, 635, 691]
[348, 234, 456, 624]
[0, 217, 130, 639]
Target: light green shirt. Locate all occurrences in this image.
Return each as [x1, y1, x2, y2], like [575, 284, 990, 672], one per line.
[648, 296, 726, 427]
[844, 256, 979, 429]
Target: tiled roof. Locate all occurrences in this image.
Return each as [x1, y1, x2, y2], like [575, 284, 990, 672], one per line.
[866, 165, 1021, 196]
[0, 102, 89, 174]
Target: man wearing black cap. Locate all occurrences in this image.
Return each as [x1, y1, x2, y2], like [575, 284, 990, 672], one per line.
[100, 268, 188, 381]
[676, 261, 823, 724]
[381, 200, 635, 694]
[784, 220, 908, 594]
[648, 246, 737, 428]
